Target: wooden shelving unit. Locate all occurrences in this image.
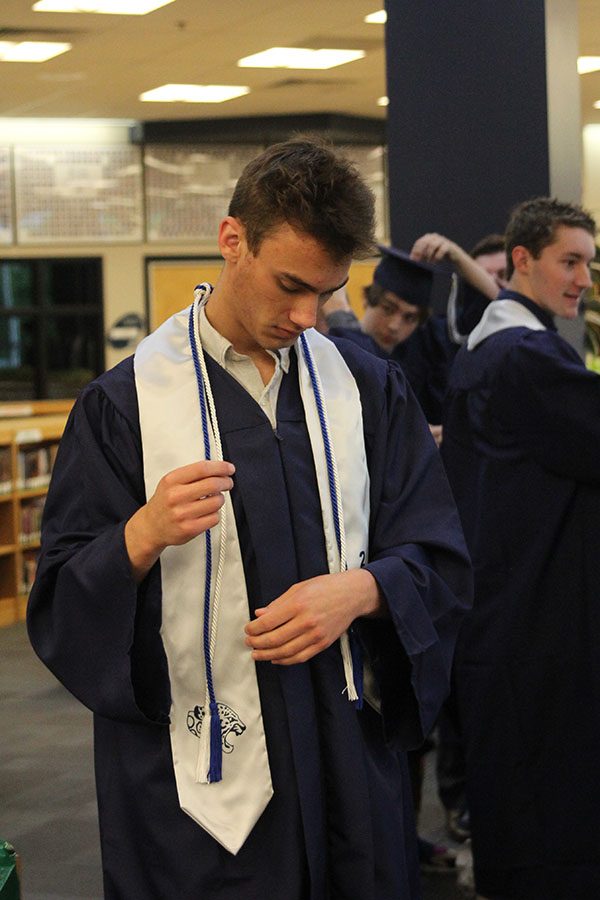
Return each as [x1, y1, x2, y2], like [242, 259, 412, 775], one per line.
[0, 401, 73, 628]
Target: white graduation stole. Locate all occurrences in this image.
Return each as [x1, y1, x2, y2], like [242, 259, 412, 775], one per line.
[134, 298, 370, 854]
[467, 298, 546, 350]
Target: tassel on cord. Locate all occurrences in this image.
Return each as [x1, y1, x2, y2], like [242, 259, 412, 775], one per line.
[340, 632, 359, 702]
[208, 700, 223, 782]
[195, 700, 211, 784]
[349, 628, 363, 710]
[189, 289, 228, 785]
[300, 333, 363, 707]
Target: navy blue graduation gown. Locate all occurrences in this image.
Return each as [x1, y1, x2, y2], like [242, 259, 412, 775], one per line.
[442, 293, 600, 899]
[392, 317, 460, 425]
[326, 325, 388, 359]
[28, 337, 471, 899]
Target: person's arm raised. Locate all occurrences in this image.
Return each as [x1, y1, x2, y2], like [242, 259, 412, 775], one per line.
[411, 232, 499, 300]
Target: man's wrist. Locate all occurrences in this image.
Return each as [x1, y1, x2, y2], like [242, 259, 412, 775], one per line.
[125, 507, 163, 581]
[345, 567, 386, 618]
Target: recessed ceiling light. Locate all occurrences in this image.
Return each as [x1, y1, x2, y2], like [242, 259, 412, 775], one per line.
[237, 48, 365, 70]
[578, 56, 600, 75]
[0, 40, 71, 61]
[594, 100, 600, 109]
[139, 84, 250, 103]
[377, 95, 389, 107]
[33, 0, 175, 14]
[364, 10, 387, 24]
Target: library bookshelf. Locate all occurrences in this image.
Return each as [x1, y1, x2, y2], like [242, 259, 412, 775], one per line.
[0, 401, 73, 628]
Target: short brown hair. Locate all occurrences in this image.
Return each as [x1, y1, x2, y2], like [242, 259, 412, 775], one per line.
[505, 197, 596, 278]
[228, 136, 376, 261]
[470, 233, 506, 259]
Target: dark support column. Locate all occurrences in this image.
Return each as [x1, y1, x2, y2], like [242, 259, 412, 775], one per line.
[384, 0, 584, 349]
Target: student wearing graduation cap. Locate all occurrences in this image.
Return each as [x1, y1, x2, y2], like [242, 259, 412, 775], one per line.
[27, 137, 471, 900]
[328, 247, 453, 444]
[327, 245, 432, 357]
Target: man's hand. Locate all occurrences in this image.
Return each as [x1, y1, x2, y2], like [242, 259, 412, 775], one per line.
[411, 232, 460, 265]
[125, 460, 235, 582]
[244, 568, 384, 665]
[411, 231, 499, 301]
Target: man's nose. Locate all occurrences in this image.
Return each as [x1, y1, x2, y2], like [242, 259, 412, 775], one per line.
[576, 264, 593, 290]
[289, 295, 319, 329]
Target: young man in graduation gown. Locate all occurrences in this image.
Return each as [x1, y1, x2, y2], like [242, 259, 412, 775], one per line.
[28, 138, 472, 900]
[442, 197, 600, 900]
[328, 247, 446, 446]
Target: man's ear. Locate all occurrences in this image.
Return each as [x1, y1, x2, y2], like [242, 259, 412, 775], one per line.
[218, 216, 245, 262]
[511, 244, 531, 275]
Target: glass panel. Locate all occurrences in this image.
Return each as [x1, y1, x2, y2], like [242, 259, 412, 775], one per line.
[0, 315, 36, 400]
[45, 314, 102, 398]
[0, 262, 35, 311]
[44, 258, 102, 308]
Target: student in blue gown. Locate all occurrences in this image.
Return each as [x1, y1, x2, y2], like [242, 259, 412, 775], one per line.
[442, 197, 600, 900]
[327, 243, 499, 434]
[28, 138, 472, 900]
[401, 233, 501, 427]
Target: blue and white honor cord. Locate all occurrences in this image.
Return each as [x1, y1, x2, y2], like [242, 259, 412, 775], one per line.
[189, 285, 228, 783]
[298, 332, 361, 704]
[188, 286, 362, 782]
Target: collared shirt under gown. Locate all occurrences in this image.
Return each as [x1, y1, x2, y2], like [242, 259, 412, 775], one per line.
[28, 336, 472, 900]
[442, 291, 600, 900]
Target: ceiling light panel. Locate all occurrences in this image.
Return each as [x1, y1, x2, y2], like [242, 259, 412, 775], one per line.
[0, 40, 71, 61]
[237, 48, 365, 70]
[140, 84, 250, 103]
[364, 10, 387, 24]
[578, 56, 600, 75]
[33, 0, 176, 14]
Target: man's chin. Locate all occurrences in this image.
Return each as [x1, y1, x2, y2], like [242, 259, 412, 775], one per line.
[268, 327, 302, 346]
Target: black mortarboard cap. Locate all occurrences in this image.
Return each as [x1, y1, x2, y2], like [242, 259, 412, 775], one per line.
[373, 245, 435, 308]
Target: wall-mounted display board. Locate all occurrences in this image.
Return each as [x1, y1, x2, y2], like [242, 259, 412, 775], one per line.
[0, 147, 13, 245]
[145, 143, 388, 246]
[144, 144, 263, 242]
[14, 145, 143, 244]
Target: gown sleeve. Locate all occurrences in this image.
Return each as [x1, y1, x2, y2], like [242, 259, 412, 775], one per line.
[491, 330, 600, 484]
[27, 377, 170, 725]
[354, 356, 473, 749]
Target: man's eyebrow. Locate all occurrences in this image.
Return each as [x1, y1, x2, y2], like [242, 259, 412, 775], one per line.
[279, 272, 349, 294]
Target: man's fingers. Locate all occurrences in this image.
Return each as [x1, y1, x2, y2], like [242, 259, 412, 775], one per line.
[245, 616, 307, 649]
[165, 475, 234, 507]
[164, 459, 235, 486]
[249, 633, 322, 665]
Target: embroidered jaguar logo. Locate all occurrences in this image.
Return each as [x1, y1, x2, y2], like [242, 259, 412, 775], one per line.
[186, 703, 246, 753]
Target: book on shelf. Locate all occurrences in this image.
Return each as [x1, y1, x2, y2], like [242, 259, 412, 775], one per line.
[0, 447, 11, 494]
[16, 442, 60, 490]
[20, 549, 39, 595]
[19, 496, 46, 546]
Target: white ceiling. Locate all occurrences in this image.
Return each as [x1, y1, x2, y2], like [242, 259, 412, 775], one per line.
[0, 0, 599, 126]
